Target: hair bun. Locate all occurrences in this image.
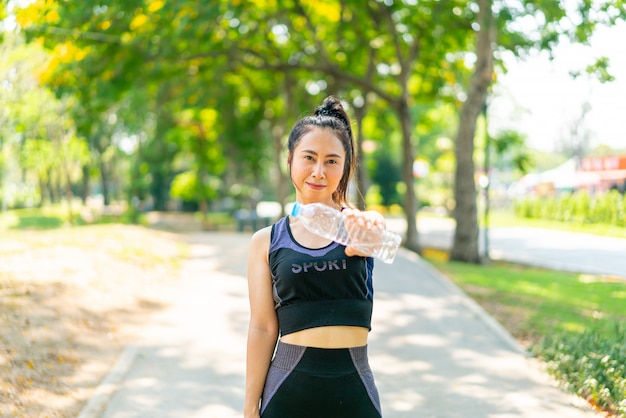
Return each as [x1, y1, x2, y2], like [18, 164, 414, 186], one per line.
[316, 107, 335, 117]
[315, 96, 350, 131]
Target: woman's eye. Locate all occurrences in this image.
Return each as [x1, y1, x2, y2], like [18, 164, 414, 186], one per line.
[327, 159, 337, 165]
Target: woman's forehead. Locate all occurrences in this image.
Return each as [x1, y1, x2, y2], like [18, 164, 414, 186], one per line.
[295, 128, 345, 154]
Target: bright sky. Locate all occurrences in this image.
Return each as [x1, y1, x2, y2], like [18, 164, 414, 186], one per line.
[489, 21, 626, 152]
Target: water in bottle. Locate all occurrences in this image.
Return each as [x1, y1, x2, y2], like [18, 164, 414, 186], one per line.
[291, 202, 402, 263]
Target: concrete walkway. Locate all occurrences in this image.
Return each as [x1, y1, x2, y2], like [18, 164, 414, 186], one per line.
[80, 232, 600, 418]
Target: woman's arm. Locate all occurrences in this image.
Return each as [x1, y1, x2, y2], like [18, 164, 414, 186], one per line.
[244, 227, 279, 418]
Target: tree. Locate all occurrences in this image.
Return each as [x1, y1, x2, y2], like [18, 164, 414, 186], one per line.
[225, 0, 473, 252]
[449, 0, 626, 263]
[450, 0, 494, 263]
[1, 30, 90, 212]
[0, 0, 7, 44]
[14, 0, 624, 263]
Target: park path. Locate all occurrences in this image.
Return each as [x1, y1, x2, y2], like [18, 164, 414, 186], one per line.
[81, 231, 600, 418]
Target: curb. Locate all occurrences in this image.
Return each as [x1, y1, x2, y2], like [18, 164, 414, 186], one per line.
[77, 344, 139, 418]
[398, 247, 530, 357]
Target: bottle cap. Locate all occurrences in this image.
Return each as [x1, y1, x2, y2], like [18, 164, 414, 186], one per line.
[291, 202, 302, 216]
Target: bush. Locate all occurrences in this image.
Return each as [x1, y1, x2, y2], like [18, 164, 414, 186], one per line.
[536, 323, 626, 417]
[515, 190, 626, 229]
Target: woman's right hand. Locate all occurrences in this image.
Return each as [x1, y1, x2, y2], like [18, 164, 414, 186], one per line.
[342, 208, 386, 257]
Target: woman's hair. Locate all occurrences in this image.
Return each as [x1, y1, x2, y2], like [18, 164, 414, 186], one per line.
[287, 96, 356, 206]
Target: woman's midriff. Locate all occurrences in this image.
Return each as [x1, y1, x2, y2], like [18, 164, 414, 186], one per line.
[279, 326, 369, 348]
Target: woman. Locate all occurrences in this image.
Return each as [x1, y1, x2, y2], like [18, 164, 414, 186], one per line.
[244, 96, 384, 418]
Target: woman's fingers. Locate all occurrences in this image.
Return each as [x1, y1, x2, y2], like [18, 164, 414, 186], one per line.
[342, 209, 385, 257]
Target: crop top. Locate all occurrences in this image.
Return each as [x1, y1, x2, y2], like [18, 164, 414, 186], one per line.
[268, 216, 374, 336]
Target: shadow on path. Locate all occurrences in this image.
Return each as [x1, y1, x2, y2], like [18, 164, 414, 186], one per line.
[95, 232, 599, 418]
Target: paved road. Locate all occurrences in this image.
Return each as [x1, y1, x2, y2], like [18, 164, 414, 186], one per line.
[80, 232, 601, 418]
[386, 216, 626, 279]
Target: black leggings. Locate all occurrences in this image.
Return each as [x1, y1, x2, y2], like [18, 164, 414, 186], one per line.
[260, 341, 382, 418]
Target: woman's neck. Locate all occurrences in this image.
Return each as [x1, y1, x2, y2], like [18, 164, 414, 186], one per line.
[297, 198, 341, 210]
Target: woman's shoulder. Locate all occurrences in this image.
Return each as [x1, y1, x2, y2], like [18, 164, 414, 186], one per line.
[248, 225, 273, 266]
[250, 224, 272, 246]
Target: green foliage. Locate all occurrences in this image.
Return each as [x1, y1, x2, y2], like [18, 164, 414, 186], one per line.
[537, 324, 626, 417]
[5, 0, 625, 248]
[170, 171, 221, 203]
[9, 212, 65, 229]
[370, 151, 402, 206]
[490, 129, 534, 174]
[170, 171, 197, 202]
[0, 206, 69, 229]
[0, 203, 149, 230]
[430, 256, 626, 417]
[515, 190, 626, 227]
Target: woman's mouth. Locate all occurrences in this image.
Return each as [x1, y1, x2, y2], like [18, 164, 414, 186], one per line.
[306, 182, 326, 190]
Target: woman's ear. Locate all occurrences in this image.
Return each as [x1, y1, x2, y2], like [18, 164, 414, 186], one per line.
[287, 152, 292, 166]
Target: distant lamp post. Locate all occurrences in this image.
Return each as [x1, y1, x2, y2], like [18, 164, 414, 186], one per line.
[413, 159, 429, 218]
[1, 139, 6, 213]
[482, 101, 490, 261]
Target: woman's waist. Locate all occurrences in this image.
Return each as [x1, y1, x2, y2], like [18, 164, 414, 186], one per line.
[280, 325, 369, 348]
[276, 299, 373, 336]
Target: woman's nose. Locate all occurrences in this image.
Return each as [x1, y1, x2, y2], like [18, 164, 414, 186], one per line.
[311, 162, 325, 178]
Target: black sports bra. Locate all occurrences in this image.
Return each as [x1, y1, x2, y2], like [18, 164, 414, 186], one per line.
[268, 216, 374, 336]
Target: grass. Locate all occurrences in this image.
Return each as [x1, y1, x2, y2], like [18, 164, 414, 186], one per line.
[425, 250, 626, 416]
[415, 207, 626, 239]
[483, 209, 626, 239]
[0, 205, 237, 232]
[427, 254, 626, 342]
[0, 207, 68, 230]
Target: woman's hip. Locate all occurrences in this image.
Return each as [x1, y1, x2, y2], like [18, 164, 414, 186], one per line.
[260, 341, 382, 417]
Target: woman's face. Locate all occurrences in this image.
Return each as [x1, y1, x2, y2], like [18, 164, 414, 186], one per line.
[289, 127, 346, 206]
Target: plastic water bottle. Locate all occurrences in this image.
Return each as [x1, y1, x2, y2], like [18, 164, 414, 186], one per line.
[291, 202, 402, 264]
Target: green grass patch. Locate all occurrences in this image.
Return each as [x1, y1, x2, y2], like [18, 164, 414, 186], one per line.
[483, 209, 626, 239]
[427, 256, 626, 417]
[0, 205, 241, 233]
[416, 208, 626, 239]
[1, 207, 68, 230]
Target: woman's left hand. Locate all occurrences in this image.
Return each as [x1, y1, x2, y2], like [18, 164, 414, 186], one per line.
[342, 208, 386, 257]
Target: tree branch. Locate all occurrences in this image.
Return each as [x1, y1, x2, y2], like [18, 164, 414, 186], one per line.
[292, 0, 331, 65]
[24, 25, 121, 44]
[243, 56, 398, 104]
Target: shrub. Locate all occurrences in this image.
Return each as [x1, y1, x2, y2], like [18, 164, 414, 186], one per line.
[536, 323, 626, 417]
[515, 190, 626, 229]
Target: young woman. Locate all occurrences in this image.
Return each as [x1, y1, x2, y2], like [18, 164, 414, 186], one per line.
[244, 96, 384, 418]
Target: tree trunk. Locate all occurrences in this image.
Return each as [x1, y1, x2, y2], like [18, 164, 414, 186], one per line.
[353, 103, 367, 210]
[64, 170, 75, 224]
[450, 0, 494, 263]
[50, 169, 60, 203]
[81, 164, 90, 204]
[398, 98, 420, 253]
[99, 158, 110, 206]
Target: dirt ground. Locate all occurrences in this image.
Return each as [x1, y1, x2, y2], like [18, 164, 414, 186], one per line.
[0, 224, 188, 418]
